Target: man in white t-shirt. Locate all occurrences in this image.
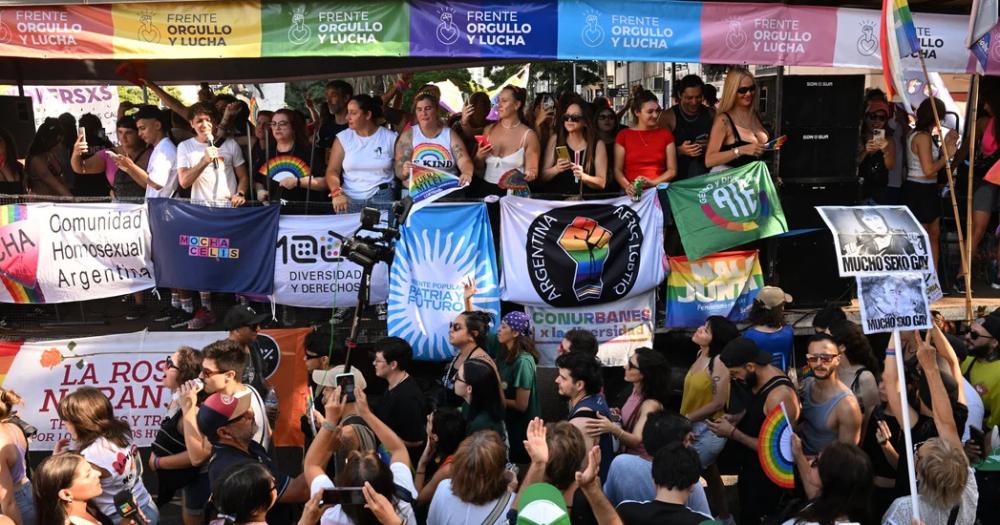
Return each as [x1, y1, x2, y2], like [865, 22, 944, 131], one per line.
[176, 102, 248, 207]
[117, 105, 178, 199]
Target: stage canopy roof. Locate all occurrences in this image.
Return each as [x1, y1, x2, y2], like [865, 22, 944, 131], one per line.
[0, 0, 983, 83]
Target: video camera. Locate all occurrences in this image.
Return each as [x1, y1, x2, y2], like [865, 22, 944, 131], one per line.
[329, 196, 412, 269]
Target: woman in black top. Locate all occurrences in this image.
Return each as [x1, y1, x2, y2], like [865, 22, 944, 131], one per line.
[258, 108, 328, 214]
[70, 113, 114, 197]
[705, 67, 769, 173]
[594, 106, 622, 196]
[540, 99, 607, 199]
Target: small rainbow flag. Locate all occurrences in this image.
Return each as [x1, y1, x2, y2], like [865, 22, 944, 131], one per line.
[758, 403, 795, 489]
[881, 0, 919, 112]
[764, 135, 787, 151]
[409, 165, 462, 222]
[248, 96, 259, 125]
[260, 155, 311, 182]
[498, 169, 530, 197]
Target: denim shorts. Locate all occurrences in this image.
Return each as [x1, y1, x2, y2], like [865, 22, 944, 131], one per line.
[691, 421, 727, 469]
[346, 186, 394, 214]
[14, 481, 35, 525]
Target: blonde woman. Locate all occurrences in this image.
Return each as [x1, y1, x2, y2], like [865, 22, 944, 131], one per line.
[705, 67, 769, 172]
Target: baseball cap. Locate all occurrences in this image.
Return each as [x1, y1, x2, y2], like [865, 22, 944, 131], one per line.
[755, 286, 792, 310]
[223, 304, 270, 331]
[719, 337, 772, 367]
[197, 391, 252, 442]
[312, 364, 368, 391]
[981, 314, 1000, 340]
[517, 483, 570, 525]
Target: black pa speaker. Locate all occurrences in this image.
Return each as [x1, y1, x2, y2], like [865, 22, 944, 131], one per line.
[779, 75, 866, 128]
[0, 96, 35, 158]
[774, 229, 853, 307]
[779, 179, 859, 230]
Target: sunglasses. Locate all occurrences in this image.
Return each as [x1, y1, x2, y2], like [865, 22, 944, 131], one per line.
[562, 114, 584, 123]
[624, 360, 639, 370]
[866, 113, 888, 122]
[162, 357, 178, 371]
[805, 354, 838, 364]
[201, 367, 227, 378]
[736, 85, 756, 95]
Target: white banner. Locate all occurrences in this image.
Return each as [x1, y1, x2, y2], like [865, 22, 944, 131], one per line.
[0, 85, 120, 137]
[857, 273, 932, 334]
[527, 291, 656, 367]
[816, 206, 931, 277]
[3, 331, 226, 451]
[273, 214, 389, 308]
[0, 203, 154, 304]
[500, 191, 666, 308]
[832, 9, 971, 74]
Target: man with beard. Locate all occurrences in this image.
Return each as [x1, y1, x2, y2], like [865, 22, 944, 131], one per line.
[706, 337, 800, 525]
[317, 80, 352, 153]
[659, 74, 714, 180]
[961, 314, 1000, 429]
[797, 334, 862, 455]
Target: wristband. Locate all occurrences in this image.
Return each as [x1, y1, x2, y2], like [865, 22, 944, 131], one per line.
[153, 456, 162, 470]
[331, 187, 343, 198]
[321, 420, 338, 433]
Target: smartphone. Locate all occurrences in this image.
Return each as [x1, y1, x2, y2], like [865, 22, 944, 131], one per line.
[873, 129, 886, 141]
[335, 373, 356, 403]
[321, 488, 365, 506]
[970, 426, 987, 452]
[474, 135, 491, 148]
[542, 96, 555, 111]
[555, 145, 570, 162]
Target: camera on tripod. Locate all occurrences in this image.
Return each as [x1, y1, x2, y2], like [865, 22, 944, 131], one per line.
[331, 197, 412, 269]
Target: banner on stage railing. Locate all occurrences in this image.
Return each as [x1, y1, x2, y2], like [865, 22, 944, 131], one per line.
[0, 203, 153, 304]
[527, 290, 654, 367]
[111, 1, 262, 59]
[388, 203, 500, 361]
[0, 328, 309, 450]
[668, 161, 787, 261]
[816, 206, 931, 277]
[857, 273, 931, 334]
[148, 199, 279, 295]
[666, 250, 763, 328]
[409, 0, 558, 58]
[500, 191, 665, 308]
[261, 0, 409, 57]
[557, 0, 701, 61]
[273, 214, 388, 308]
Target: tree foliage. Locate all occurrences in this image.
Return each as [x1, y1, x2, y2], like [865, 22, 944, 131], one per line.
[487, 61, 603, 96]
[117, 85, 184, 107]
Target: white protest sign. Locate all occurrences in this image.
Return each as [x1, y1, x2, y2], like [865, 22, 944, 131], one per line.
[857, 273, 932, 334]
[817, 206, 932, 277]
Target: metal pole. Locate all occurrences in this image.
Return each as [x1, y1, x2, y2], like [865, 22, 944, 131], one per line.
[965, 75, 980, 322]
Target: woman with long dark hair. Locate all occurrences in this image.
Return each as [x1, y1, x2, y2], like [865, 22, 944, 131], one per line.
[440, 310, 500, 409]
[583, 347, 671, 456]
[956, 81, 1000, 290]
[495, 311, 540, 463]
[829, 320, 880, 436]
[56, 388, 158, 524]
[33, 453, 118, 525]
[209, 463, 277, 525]
[25, 119, 72, 196]
[455, 358, 507, 441]
[69, 113, 114, 197]
[594, 105, 622, 195]
[473, 85, 541, 197]
[786, 441, 873, 525]
[857, 99, 897, 204]
[415, 407, 465, 506]
[743, 286, 795, 372]
[540, 98, 607, 198]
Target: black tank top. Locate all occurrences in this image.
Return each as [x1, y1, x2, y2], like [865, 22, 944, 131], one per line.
[736, 375, 794, 464]
[671, 106, 712, 179]
[720, 112, 769, 169]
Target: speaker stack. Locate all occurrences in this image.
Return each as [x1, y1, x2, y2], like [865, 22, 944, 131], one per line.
[763, 75, 865, 306]
[0, 96, 36, 158]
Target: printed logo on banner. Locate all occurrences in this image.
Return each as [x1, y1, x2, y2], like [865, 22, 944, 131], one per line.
[857, 20, 878, 56]
[725, 18, 748, 50]
[699, 4, 836, 66]
[666, 251, 763, 328]
[136, 10, 160, 43]
[256, 334, 280, 380]
[0, 15, 10, 44]
[557, 0, 700, 61]
[435, 7, 459, 45]
[580, 12, 604, 47]
[288, 5, 311, 45]
[526, 204, 641, 307]
[179, 235, 239, 259]
[699, 177, 772, 232]
[410, 0, 557, 58]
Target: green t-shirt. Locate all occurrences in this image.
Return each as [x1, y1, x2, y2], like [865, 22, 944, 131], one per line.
[962, 355, 1000, 428]
[498, 351, 540, 463]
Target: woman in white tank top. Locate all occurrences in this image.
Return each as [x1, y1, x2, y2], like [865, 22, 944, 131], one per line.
[472, 86, 541, 198]
[325, 94, 398, 213]
[394, 91, 473, 194]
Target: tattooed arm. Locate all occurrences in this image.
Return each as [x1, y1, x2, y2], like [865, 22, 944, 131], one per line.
[451, 128, 474, 186]
[394, 128, 414, 185]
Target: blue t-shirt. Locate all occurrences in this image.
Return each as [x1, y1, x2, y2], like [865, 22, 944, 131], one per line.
[744, 325, 794, 371]
[603, 453, 712, 515]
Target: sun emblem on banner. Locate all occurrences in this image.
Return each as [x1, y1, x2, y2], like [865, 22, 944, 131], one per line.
[137, 10, 161, 44]
[288, 5, 311, 45]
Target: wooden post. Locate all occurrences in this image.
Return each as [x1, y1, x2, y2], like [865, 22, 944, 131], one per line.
[966, 75, 980, 322]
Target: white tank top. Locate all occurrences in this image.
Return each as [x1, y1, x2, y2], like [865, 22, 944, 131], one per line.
[906, 131, 939, 185]
[483, 129, 529, 184]
[339, 126, 398, 199]
[412, 125, 457, 175]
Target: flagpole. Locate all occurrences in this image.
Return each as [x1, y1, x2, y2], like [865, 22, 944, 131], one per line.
[918, 55, 969, 306]
[306, 121, 319, 215]
[246, 121, 254, 203]
[965, 74, 980, 322]
[891, 330, 921, 523]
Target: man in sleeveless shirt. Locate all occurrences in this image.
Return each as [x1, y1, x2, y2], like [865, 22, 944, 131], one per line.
[798, 334, 862, 455]
[707, 337, 800, 525]
[659, 75, 714, 180]
[556, 351, 614, 482]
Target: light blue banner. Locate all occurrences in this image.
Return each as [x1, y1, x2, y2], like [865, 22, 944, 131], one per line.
[557, 0, 702, 61]
[387, 203, 500, 361]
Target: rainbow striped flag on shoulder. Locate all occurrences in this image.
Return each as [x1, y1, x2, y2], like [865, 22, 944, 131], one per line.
[881, 0, 921, 112]
[408, 165, 463, 221]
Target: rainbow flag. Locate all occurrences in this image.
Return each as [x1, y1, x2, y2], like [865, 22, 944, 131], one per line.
[665, 250, 763, 328]
[881, 0, 919, 112]
[758, 403, 794, 489]
[408, 165, 462, 221]
[248, 96, 259, 125]
[0, 204, 43, 303]
[968, 0, 998, 70]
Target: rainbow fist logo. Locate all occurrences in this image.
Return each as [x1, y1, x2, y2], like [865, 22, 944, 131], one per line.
[558, 217, 612, 301]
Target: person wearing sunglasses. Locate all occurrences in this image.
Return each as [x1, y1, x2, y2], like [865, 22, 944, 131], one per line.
[798, 334, 862, 456]
[704, 67, 769, 172]
[540, 97, 607, 199]
[857, 99, 897, 205]
[961, 315, 1000, 432]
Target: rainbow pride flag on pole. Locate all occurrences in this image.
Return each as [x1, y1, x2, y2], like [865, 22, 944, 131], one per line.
[881, 0, 920, 112]
[408, 165, 463, 222]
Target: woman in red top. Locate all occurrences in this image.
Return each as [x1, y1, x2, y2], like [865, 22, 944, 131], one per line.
[614, 89, 677, 197]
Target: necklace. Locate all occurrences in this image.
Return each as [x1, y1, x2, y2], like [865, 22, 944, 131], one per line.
[501, 119, 521, 130]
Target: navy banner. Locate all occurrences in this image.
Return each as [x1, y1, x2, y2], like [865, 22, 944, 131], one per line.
[148, 199, 280, 295]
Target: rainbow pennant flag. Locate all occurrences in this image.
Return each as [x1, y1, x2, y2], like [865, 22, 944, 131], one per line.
[259, 155, 311, 182]
[758, 403, 795, 489]
[409, 165, 462, 221]
[248, 96, 259, 125]
[881, 0, 920, 112]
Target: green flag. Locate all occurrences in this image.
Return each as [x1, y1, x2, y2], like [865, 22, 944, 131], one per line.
[667, 162, 787, 260]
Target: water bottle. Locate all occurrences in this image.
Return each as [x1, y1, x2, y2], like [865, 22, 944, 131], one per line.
[265, 388, 279, 429]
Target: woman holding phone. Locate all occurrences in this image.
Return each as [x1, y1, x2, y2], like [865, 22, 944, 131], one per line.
[540, 98, 607, 198]
[472, 86, 540, 197]
[857, 100, 897, 204]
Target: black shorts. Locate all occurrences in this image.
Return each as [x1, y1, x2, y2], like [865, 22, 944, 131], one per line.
[974, 182, 1000, 213]
[903, 181, 939, 224]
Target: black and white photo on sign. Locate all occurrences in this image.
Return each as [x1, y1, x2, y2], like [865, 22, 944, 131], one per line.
[857, 273, 932, 334]
[816, 206, 931, 276]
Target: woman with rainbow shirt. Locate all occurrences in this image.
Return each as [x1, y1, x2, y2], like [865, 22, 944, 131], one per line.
[393, 91, 473, 197]
[256, 108, 328, 214]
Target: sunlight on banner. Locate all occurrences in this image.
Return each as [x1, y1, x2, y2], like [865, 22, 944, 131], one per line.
[666, 250, 763, 328]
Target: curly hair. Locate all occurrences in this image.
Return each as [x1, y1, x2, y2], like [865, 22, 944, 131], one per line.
[828, 320, 880, 375]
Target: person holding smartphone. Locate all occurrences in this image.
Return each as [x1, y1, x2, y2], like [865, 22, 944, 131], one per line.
[857, 99, 897, 204]
[659, 74, 715, 180]
[539, 97, 607, 199]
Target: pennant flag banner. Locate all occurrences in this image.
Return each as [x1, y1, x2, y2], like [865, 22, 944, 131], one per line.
[388, 203, 500, 361]
[500, 191, 665, 308]
[665, 250, 763, 328]
[148, 199, 279, 295]
[408, 165, 462, 220]
[527, 290, 655, 367]
[0, 203, 154, 304]
[668, 161, 787, 261]
[0, 328, 309, 450]
[273, 214, 389, 308]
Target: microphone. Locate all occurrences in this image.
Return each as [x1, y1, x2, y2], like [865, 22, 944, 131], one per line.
[206, 132, 219, 170]
[113, 490, 147, 525]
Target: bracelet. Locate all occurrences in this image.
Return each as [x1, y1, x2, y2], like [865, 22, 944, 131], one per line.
[153, 455, 162, 470]
[331, 187, 343, 198]
[729, 427, 736, 439]
[415, 470, 425, 475]
[321, 420, 338, 433]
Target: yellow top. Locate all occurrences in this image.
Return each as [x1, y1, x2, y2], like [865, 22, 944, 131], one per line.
[963, 355, 1000, 428]
[680, 362, 724, 420]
